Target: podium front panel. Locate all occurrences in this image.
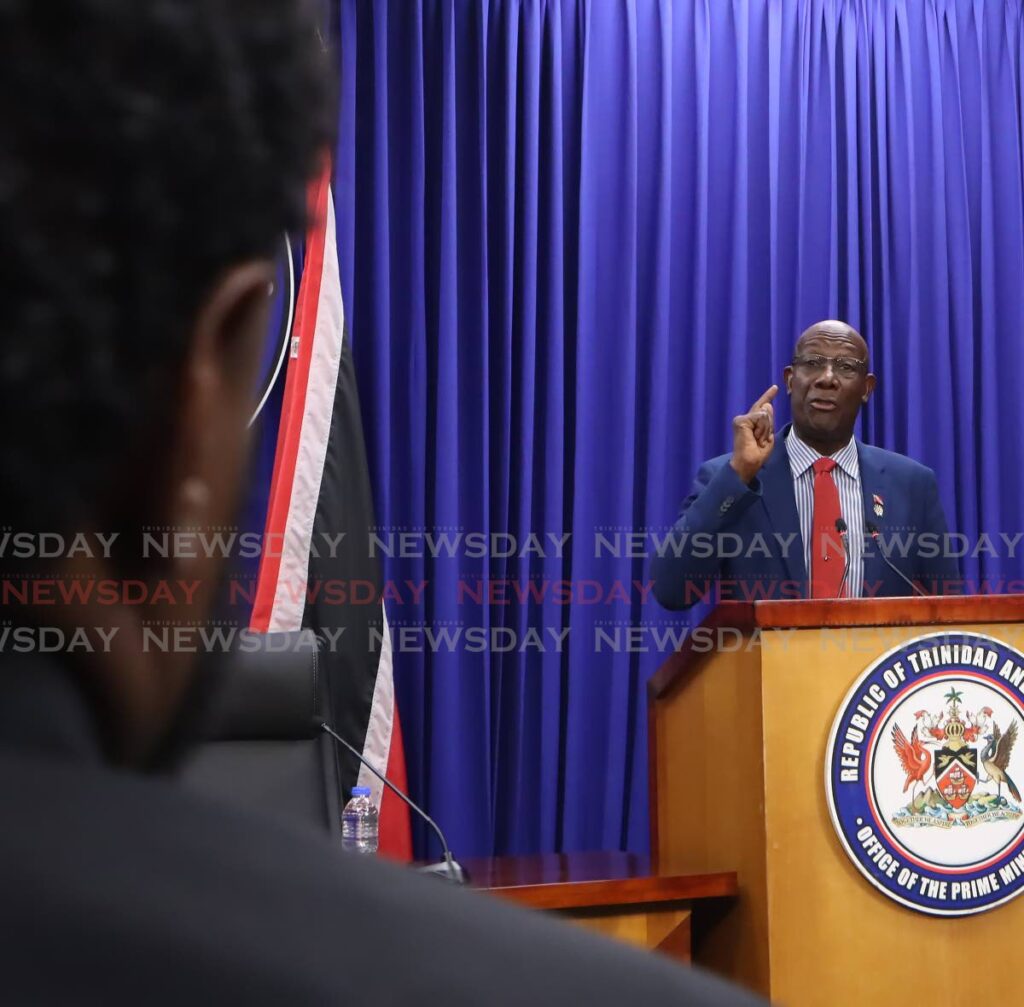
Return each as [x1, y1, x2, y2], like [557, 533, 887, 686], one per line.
[650, 604, 1024, 1002]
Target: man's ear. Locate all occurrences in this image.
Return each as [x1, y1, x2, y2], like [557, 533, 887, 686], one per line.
[175, 259, 274, 512]
[783, 364, 794, 395]
[188, 261, 276, 415]
[863, 372, 877, 404]
[167, 260, 275, 608]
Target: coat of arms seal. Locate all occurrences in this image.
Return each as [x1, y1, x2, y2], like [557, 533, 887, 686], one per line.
[826, 632, 1024, 916]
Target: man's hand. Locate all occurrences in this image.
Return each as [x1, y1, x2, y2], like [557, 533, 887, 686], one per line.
[730, 385, 778, 485]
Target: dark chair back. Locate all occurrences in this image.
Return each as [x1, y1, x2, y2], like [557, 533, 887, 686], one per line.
[178, 630, 341, 839]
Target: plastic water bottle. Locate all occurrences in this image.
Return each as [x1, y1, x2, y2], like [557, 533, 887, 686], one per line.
[341, 786, 379, 854]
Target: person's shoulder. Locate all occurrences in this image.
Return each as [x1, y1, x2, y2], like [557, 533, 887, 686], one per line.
[857, 441, 937, 481]
[0, 754, 759, 1006]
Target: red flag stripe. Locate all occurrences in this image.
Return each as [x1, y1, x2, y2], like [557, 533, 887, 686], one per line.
[378, 707, 413, 861]
[250, 172, 331, 632]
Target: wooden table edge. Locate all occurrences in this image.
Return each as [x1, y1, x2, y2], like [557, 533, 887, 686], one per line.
[478, 870, 738, 911]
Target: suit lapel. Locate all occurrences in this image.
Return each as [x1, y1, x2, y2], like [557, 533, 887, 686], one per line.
[759, 426, 807, 587]
[857, 440, 888, 593]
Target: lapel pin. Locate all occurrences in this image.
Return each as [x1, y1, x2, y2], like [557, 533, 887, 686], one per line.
[873, 493, 884, 518]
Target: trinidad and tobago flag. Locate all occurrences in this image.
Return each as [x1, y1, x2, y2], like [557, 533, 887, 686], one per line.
[250, 162, 412, 860]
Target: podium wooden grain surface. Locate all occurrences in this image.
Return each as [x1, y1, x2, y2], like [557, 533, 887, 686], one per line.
[649, 596, 1024, 1003]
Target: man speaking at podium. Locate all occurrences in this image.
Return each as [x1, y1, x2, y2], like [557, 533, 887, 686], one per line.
[652, 320, 959, 610]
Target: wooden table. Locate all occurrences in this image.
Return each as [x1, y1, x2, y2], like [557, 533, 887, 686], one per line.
[463, 851, 737, 963]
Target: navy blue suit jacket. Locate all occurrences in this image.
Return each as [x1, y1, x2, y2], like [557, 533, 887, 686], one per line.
[652, 426, 959, 610]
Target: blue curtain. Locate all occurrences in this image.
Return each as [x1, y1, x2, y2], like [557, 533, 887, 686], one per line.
[328, 0, 1024, 858]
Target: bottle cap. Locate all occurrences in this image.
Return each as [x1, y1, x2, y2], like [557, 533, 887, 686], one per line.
[351, 786, 371, 797]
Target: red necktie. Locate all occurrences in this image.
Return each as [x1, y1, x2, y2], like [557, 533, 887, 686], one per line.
[811, 458, 844, 598]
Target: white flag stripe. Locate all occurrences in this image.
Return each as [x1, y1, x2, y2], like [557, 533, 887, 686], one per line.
[269, 192, 345, 632]
[356, 603, 396, 807]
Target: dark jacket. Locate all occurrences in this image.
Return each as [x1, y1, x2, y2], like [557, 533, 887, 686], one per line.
[0, 651, 761, 1005]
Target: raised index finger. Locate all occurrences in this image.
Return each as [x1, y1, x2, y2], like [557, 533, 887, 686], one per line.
[749, 384, 779, 412]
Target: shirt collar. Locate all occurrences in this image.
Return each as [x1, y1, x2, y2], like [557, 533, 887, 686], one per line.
[786, 426, 860, 481]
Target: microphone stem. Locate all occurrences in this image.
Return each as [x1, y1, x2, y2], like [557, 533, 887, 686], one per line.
[867, 528, 929, 598]
[320, 721, 457, 872]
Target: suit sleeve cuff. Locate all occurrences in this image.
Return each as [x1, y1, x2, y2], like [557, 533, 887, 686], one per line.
[698, 462, 763, 527]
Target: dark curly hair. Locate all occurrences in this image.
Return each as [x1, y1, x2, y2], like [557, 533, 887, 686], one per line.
[0, 0, 333, 539]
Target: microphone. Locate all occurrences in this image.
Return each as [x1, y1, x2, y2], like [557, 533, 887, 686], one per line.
[865, 522, 928, 598]
[319, 721, 466, 884]
[835, 518, 851, 599]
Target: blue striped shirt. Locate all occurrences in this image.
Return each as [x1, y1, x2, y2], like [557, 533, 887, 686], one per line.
[786, 428, 864, 598]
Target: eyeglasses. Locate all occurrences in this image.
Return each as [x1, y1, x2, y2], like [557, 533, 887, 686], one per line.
[790, 355, 868, 379]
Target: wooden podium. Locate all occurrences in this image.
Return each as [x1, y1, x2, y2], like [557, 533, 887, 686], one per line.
[648, 595, 1024, 1003]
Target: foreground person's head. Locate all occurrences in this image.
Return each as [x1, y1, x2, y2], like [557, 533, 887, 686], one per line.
[0, 1, 332, 765]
